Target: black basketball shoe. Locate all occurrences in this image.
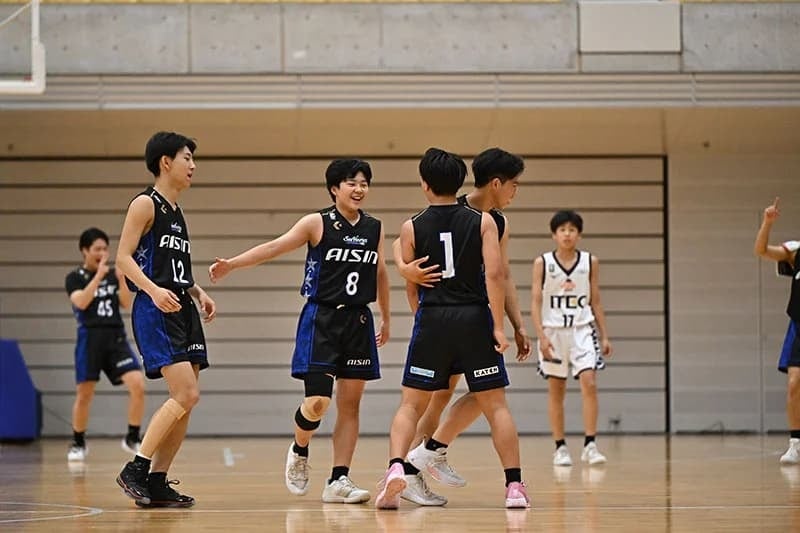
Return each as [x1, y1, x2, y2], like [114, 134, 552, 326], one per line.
[135, 477, 195, 508]
[116, 461, 151, 504]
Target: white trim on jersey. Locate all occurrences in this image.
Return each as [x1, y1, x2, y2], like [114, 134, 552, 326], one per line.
[540, 250, 595, 328]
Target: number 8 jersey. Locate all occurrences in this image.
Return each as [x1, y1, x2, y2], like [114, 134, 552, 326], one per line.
[540, 250, 595, 328]
[129, 186, 195, 292]
[301, 206, 381, 306]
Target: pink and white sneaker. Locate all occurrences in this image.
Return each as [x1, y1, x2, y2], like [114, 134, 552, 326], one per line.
[504, 481, 531, 509]
[375, 463, 407, 510]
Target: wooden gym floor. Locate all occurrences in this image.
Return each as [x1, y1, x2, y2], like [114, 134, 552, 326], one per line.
[1, 435, 797, 532]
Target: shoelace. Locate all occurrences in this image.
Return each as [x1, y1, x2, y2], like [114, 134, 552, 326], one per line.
[288, 457, 309, 480]
[431, 453, 458, 475]
[163, 479, 182, 497]
[415, 473, 436, 497]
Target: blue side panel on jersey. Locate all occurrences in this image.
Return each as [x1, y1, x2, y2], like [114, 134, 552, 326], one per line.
[74, 326, 89, 383]
[131, 294, 174, 374]
[291, 302, 318, 377]
[300, 246, 322, 299]
[127, 231, 155, 292]
[779, 320, 797, 373]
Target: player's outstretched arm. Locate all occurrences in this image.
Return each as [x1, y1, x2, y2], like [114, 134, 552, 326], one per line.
[589, 255, 612, 358]
[209, 213, 320, 283]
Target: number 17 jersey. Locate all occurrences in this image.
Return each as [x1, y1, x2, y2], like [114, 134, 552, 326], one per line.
[540, 250, 595, 328]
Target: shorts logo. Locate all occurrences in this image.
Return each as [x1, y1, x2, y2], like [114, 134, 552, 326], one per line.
[116, 357, 134, 368]
[187, 343, 205, 352]
[410, 366, 435, 378]
[347, 358, 371, 366]
[473, 366, 499, 378]
[359, 314, 367, 324]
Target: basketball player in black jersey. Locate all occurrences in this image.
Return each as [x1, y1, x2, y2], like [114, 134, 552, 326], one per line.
[397, 148, 531, 493]
[376, 148, 530, 510]
[209, 159, 390, 504]
[754, 197, 800, 464]
[65, 228, 144, 463]
[115, 132, 216, 508]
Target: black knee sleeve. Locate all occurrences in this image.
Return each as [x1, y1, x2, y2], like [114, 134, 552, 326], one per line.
[295, 406, 321, 431]
[303, 373, 334, 398]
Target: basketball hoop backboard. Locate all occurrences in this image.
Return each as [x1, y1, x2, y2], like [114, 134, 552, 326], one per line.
[0, 0, 46, 95]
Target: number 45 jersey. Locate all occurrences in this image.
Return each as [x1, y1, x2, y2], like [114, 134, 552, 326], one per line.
[301, 206, 381, 306]
[540, 250, 595, 328]
[129, 186, 195, 292]
[65, 267, 124, 328]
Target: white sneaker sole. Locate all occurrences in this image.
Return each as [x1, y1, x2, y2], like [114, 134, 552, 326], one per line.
[322, 491, 370, 504]
[505, 497, 530, 509]
[400, 491, 447, 507]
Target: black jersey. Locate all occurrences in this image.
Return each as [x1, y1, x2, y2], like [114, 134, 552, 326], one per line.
[301, 207, 381, 306]
[412, 204, 488, 306]
[129, 186, 195, 292]
[457, 194, 506, 241]
[787, 248, 800, 322]
[65, 267, 124, 328]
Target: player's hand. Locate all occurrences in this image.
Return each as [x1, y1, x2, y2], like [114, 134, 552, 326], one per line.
[764, 197, 780, 223]
[514, 327, 532, 362]
[209, 257, 233, 283]
[540, 336, 557, 361]
[399, 256, 442, 288]
[97, 252, 110, 278]
[150, 287, 181, 313]
[493, 328, 509, 354]
[375, 320, 390, 347]
[601, 337, 613, 358]
[197, 291, 216, 323]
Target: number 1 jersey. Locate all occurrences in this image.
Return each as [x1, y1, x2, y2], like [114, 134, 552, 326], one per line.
[412, 204, 488, 307]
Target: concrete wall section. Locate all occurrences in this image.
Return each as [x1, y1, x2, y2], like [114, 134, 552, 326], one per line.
[683, 3, 800, 72]
[3, 3, 799, 75]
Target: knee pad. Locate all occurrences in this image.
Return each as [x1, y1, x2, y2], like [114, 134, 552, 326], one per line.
[295, 406, 321, 431]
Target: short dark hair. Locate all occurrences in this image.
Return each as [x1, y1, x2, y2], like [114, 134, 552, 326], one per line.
[145, 131, 196, 177]
[325, 159, 372, 201]
[79, 227, 109, 250]
[549, 210, 583, 233]
[472, 148, 524, 187]
[418, 147, 467, 196]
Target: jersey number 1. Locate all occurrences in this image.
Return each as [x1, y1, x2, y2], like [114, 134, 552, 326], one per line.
[439, 232, 455, 279]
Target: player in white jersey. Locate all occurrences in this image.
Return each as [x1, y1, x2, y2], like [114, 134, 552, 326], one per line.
[532, 210, 612, 467]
